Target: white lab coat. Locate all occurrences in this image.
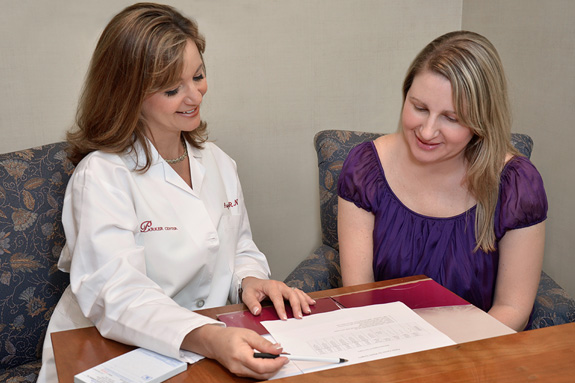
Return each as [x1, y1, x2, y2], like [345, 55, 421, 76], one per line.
[37, 139, 271, 382]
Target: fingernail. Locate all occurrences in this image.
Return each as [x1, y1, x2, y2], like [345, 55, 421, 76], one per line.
[252, 307, 259, 315]
[274, 343, 283, 350]
[282, 315, 287, 320]
[306, 308, 312, 314]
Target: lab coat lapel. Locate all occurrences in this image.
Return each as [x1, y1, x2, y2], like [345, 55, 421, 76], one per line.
[188, 145, 205, 195]
[160, 142, 205, 197]
[129, 138, 204, 196]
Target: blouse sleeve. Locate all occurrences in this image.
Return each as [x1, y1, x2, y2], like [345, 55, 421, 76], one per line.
[337, 141, 381, 213]
[496, 156, 548, 237]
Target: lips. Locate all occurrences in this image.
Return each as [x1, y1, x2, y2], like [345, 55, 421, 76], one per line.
[177, 107, 199, 117]
[415, 135, 440, 150]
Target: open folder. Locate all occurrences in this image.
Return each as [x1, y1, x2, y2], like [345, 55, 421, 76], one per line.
[217, 278, 514, 379]
[217, 278, 469, 335]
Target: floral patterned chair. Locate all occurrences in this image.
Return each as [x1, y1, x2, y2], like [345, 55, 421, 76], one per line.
[284, 129, 575, 330]
[0, 142, 73, 381]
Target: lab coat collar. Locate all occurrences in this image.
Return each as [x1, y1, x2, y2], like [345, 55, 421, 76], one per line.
[126, 138, 206, 197]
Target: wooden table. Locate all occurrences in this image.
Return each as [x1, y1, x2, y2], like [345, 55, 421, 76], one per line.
[52, 276, 575, 382]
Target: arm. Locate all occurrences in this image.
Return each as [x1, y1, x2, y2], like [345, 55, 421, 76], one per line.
[338, 197, 376, 286]
[489, 221, 545, 331]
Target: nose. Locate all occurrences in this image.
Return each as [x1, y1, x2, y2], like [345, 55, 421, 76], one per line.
[184, 83, 205, 105]
[419, 115, 439, 140]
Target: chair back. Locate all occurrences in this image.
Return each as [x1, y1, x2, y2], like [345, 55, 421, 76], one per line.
[313, 130, 533, 251]
[0, 142, 73, 369]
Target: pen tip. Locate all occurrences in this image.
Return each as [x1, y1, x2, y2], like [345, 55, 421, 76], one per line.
[339, 358, 348, 363]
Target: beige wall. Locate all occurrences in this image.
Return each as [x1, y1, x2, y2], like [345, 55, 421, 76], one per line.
[6, 1, 571, 298]
[462, 0, 575, 298]
[0, 0, 462, 281]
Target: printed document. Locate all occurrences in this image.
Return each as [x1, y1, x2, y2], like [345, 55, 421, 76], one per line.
[261, 301, 455, 379]
[74, 348, 187, 383]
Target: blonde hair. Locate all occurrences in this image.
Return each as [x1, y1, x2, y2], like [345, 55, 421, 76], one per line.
[67, 2, 208, 169]
[402, 31, 519, 252]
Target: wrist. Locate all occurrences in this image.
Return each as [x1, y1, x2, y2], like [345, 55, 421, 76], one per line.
[238, 278, 245, 303]
[182, 324, 224, 358]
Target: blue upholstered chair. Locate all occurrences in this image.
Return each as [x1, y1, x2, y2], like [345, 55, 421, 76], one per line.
[284, 129, 575, 330]
[0, 142, 73, 381]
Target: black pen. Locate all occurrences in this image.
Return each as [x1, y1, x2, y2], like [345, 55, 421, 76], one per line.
[254, 352, 348, 364]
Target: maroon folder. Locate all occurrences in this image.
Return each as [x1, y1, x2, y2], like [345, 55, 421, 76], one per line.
[217, 279, 468, 335]
[332, 279, 469, 309]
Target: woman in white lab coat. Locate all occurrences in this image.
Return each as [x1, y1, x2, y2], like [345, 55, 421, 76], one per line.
[37, 3, 314, 382]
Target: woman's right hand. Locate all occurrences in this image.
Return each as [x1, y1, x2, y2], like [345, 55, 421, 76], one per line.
[182, 324, 289, 380]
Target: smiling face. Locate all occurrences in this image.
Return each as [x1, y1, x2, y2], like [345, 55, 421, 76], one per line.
[141, 40, 207, 141]
[401, 70, 474, 166]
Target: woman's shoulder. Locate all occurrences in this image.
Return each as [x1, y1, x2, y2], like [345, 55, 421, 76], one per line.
[200, 141, 237, 168]
[75, 150, 126, 172]
[501, 155, 543, 184]
[345, 139, 378, 168]
[500, 154, 546, 201]
[338, 137, 391, 210]
[71, 150, 139, 189]
[343, 133, 404, 175]
[497, 155, 547, 232]
[344, 133, 398, 173]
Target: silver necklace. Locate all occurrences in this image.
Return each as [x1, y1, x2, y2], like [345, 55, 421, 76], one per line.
[164, 140, 188, 164]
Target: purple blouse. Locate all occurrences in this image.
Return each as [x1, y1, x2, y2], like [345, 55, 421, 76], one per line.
[338, 141, 548, 313]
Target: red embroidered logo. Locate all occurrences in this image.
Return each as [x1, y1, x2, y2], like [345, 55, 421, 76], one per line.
[140, 221, 178, 232]
[224, 199, 239, 209]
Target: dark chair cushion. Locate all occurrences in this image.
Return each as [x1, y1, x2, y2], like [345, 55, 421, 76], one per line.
[0, 142, 73, 371]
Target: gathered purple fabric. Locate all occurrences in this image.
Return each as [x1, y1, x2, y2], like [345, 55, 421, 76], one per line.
[338, 141, 548, 314]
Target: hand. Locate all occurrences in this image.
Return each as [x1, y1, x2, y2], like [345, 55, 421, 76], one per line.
[183, 325, 288, 379]
[241, 277, 316, 320]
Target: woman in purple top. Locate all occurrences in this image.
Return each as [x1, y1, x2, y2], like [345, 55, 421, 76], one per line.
[337, 31, 547, 332]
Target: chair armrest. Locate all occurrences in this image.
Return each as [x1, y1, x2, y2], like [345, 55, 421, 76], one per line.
[529, 271, 575, 329]
[284, 245, 342, 293]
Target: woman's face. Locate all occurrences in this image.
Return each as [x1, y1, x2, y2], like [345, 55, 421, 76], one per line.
[401, 70, 474, 166]
[141, 40, 207, 139]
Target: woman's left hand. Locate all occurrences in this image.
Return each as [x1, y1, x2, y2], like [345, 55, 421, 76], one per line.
[240, 277, 316, 320]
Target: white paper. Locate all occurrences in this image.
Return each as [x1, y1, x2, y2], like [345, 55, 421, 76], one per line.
[261, 301, 456, 378]
[74, 348, 187, 383]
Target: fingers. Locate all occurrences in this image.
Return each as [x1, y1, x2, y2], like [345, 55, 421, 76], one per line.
[288, 287, 315, 319]
[241, 277, 316, 320]
[223, 328, 288, 379]
[184, 325, 289, 380]
[240, 277, 267, 316]
[248, 332, 284, 355]
[270, 284, 315, 320]
[241, 292, 264, 316]
[268, 288, 289, 320]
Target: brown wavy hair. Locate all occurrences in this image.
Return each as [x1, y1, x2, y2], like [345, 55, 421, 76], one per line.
[67, 2, 208, 170]
[402, 31, 519, 252]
